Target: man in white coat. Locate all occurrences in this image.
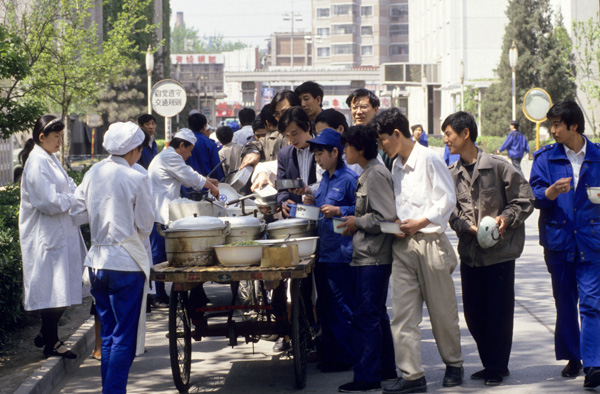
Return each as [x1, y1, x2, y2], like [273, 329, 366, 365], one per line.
[71, 122, 154, 393]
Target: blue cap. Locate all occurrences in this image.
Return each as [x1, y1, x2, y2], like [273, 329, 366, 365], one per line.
[228, 121, 240, 132]
[307, 128, 343, 153]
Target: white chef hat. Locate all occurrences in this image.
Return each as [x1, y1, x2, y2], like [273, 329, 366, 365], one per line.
[103, 122, 145, 155]
[174, 128, 197, 145]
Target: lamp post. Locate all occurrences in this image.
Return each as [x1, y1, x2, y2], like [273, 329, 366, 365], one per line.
[145, 45, 154, 115]
[422, 73, 428, 131]
[283, 4, 302, 70]
[509, 41, 518, 121]
[459, 60, 464, 111]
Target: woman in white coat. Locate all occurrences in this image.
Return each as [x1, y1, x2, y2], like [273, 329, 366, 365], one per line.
[19, 115, 86, 359]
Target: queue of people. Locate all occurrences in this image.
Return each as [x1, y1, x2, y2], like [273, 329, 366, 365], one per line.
[17, 78, 600, 393]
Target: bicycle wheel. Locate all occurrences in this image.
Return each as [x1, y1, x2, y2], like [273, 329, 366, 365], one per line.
[169, 288, 192, 392]
[290, 278, 310, 389]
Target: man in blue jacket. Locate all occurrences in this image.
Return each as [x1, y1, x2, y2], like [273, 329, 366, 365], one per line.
[497, 120, 529, 175]
[137, 114, 158, 169]
[529, 100, 600, 389]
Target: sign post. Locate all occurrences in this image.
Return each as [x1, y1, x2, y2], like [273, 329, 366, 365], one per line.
[151, 79, 187, 146]
[522, 88, 552, 150]
[85, 114, 103, 159]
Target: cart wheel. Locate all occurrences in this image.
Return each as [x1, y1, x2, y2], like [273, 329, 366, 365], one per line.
[290, 278, 310, 389]
[169, 289, 192, 393]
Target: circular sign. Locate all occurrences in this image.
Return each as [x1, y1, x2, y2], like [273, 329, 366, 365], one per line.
[85, 113, 103, 127]
[151, 79, 187, 117]
[523, 88, 552, 122]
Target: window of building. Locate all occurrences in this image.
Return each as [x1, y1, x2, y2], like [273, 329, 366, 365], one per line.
[390, 4, 408, 20]
[332, 24, 354, 35]
[389, 44, 409, 56]
[332, 44, 354, 55]
[361, 26, 373, 36]
[317, 27, 330, 37]
[317, 47, 331, 57]
[317, 8, 330, 18]
[332, 4, 353, 16]
[361, 45, 373, 56]
[389, 24, 408, 36]
[360, 6, 373, 16]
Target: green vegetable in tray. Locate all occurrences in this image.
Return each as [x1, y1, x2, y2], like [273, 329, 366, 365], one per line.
[224, 240, 262, 246]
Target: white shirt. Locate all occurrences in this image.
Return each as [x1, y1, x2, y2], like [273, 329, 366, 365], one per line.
[232, 125, 254, 146]
[148, 146, 207, 224]
[392, 142, 457, 233]
[564, 138, 587, 189]
[71, 156, 154, 272]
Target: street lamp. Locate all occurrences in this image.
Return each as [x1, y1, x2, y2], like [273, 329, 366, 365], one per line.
[509, 41, 519, 121]
[145, 45, 154, 115]
[459, 60, 464, 111]
[283, 10, 302, 69]
[422, 73, 428, 131]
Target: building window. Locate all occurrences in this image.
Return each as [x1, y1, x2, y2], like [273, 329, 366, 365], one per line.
[389, 44, 408, 56]
[317, 8, 330, 18]
[332, 24, 354, 35]
[390, 4, 408, 20]
[360, 6, 373, 16]
[361, 45, 373, 56]
[317, 27, 330, 37]
[332, 44, 354, 55]
[389, 24, 408, 36]
[332, 4, 353, 16]
[361, 26, 373, 36]
[317, 47, 331, 57]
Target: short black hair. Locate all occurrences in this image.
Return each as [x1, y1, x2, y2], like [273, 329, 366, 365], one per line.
[441, 111, 478, 142]
[238, 108, 256, 126]
[370, 107, 411, 138]
[547, 100, 585, 134]
[170, 137, 193, 149]
[138, 114, 156, 126]
[294, 81, 324, 107]
[259, 104, 277, 127]
[315, 109, 349, 133]
[411, 124, 423, 132]
[269, 90, 301, 114]
[188, 112, 208, 132]
[341, 125, 379, 160]
[277, 106, 311, 134]
[309, 143, 344, 169]
[345, 88, 380, 109]
[510, 120, 519, 128]
[252, 117, 266, 132]
[216, 126, 234, 144]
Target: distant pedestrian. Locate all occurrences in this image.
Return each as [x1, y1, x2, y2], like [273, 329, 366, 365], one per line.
[232, 107, 256, 146]
[136, 114, 158, 169]
[497, 120, 529, 175]
[411, 124, 428, 147]
[216, 126, 242, 175]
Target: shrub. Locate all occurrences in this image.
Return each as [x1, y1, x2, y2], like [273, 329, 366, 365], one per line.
[156, 139, 165, 152]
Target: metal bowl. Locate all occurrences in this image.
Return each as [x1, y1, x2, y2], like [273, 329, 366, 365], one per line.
[587, 186, 600, 204]
[214, 244, 263, 266]
[255, 236, 319, 258]
[275, 179, 304, 190]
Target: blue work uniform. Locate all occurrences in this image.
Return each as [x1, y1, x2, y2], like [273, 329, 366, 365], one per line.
[314, 165, 358, 367]
[416, 132, 428, 147]
[137, 139, 158, 170]
[444, 145, 460, 166]
[499, 129, 529, 174]
[182, 131, 223, 197]
[529, 138, 600, 368]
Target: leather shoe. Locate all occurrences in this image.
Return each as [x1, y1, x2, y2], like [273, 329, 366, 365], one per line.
[273, 338, 291, 352]
[562, 360, 582, 377]
[382, 377, 427, 393]
[443, 366, 463, 387]
[471, 368, 510, 380]
[584, 367, 600, 389]
[43, 341, 77, 359]
[338, 381, 381, 392]
[34, 333, 44, 348]
[484, 371, 503, 386]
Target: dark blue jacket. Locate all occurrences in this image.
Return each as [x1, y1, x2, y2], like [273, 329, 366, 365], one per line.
[276, 144, 317, 206]
[529, 138, 600, 262]
[182, 131, 224, 197]
[499, 130, 529, 159]
[315, 165, 358, 264]
[137, 139, 158, 169]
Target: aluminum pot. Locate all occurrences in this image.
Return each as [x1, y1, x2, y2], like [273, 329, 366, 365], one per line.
[266, 218, 316, 239]
[218, 216, 264, 244]
[160, 216, 231, 267]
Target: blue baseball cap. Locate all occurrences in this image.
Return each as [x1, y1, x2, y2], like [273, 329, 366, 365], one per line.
[307, 128, 343, 153]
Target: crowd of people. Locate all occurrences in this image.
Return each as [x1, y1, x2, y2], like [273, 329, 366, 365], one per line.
[17, 79, 600, 393]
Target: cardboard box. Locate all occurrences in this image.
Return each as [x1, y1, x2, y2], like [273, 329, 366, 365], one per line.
[261, 244, 299, 267]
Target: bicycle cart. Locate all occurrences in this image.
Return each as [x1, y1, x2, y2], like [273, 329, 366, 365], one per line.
[151, 258, 315, 392]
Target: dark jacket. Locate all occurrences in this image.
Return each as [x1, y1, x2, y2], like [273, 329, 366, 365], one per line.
[137, 139, 158, 169]
[276, 144, 317, 206]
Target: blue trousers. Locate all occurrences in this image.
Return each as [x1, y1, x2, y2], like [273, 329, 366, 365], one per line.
[315, 263, 355, 365]
[351, 264, 396, 383]
[150, 223, 169, 301]
[90, 269, 145, 394]
[546, 252, 600, 368]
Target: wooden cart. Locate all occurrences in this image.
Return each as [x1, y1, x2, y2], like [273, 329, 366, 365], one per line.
[151, 258, 315, 392]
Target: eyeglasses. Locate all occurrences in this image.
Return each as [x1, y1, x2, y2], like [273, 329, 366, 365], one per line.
[351, 104, 371, 112]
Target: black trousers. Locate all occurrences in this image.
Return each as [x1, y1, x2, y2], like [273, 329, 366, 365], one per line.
[461, 260, 515, 372]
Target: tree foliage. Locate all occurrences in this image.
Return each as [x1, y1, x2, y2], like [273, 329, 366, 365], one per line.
[481, 0, 576, 138]
[171, 24, 247, 54]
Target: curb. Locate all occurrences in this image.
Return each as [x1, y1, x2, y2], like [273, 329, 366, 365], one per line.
[14, 317, 95, 394]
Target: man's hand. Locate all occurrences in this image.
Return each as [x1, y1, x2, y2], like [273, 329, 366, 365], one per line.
[495, 216, 508, 237]
[239, 153, 260, 170]
[340, 216, 358, 236]
[250, 172, 272, 192]
[320, 204, 340, 218]
[205, 180, 219, 198]
[468, 225, 478, 235]
[399, 218, 430, 236]
[281, 200, 295, 218]
[303, 194, 315, 205]
[207, 176, 219, 185]
[545, 177, 572, 201]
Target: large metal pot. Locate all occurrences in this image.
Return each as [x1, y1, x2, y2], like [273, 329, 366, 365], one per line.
[218, 216, 264, 244]
[169, 200, 226, 221]
[265, 218, 316, 239]
[160, 216, 231, 267]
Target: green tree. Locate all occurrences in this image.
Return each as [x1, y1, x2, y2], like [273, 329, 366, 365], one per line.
[481, 0, 576, 139]
[573, 16, 600, 136]
[171, 24, 247, 54]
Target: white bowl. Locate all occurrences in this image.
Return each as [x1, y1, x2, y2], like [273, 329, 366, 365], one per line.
[213, 244, 263, 266]
[380, 221, 403, 234]
[256, 236, 319, 258]
[587, 186, 600, 204]
[295, 204, 320, 221]
[332, 217, 347, 234]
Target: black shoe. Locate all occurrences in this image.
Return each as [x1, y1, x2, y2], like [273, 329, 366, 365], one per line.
[382, 370, 399, 382]
[584, 367, 600, 389]
[471, 368, 510, 380]
[34, 333, 44, 348]
[443, 366, 463, 387]
[383, 377, 427, 393]
[562, 360, 582, 377]
[273, 338, 291, 352]
[317, 362, 353, 373]
[43, 341, 77, 359]
[484, 371, 503, 386]
[338, 381, 381, 392]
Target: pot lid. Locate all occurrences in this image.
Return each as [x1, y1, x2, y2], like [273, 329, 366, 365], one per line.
[168, 216, 226, 231]
[218, 184, 241, 206]
[266, 218, 310, 231]
[477, 216, 500, 249]
[219, 216, 261, 228]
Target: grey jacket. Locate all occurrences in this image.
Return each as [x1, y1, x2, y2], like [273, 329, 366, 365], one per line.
[241, 130, 289, 162]
[449, 149, 534, 267]
[352, 159, 397, 266]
